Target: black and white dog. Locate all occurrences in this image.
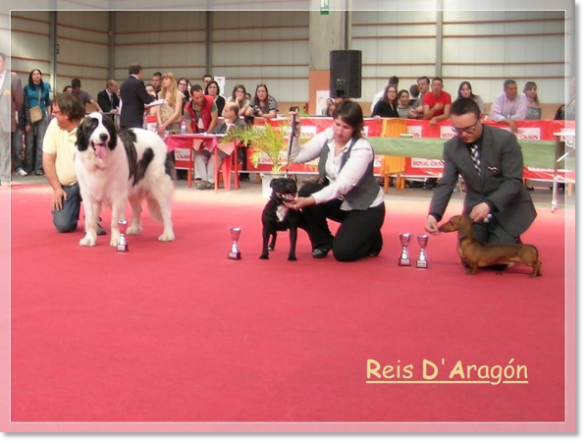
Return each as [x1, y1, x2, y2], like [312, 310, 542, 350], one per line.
[260, 177, 301, 261]
[75, 112, 175, 247]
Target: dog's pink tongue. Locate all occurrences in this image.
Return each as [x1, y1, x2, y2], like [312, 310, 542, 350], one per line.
[95, 144, 107, 159]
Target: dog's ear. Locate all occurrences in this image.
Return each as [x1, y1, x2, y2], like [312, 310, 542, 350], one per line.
[270, 179, 278, 189]
[76, 119, 90, 151]
[102, 116, 118, 150]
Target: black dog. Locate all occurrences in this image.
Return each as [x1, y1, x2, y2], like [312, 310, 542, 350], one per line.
[260, 177, 301, 261]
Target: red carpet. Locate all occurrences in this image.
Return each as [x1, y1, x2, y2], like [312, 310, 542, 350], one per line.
[10, 184, 570, 423]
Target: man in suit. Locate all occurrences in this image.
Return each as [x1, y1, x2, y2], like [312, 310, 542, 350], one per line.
[425, 98, 536, 247]
[97, 79, 120, 115]
[119, 63, 155, 129]
[0, 52, 24, 188]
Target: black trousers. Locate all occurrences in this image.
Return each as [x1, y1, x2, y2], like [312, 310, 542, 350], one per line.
[298, 183, 386, 262]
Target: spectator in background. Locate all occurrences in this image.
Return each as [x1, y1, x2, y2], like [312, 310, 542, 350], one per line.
[250, 83, 278, 119]
[0, 52, 24, 186]
[24, 68, 52, 176]
[321, 97, 334, 116]
[152, 72, 162, 95]
[370, 76, 399, 112]
[523, 81, 541, 120]
[177, 77, 190, 114]
[554, 78, 575, 121]
[71, 78, 102, 112]
[325, 101, 337, 117]
[155, 72, 184, 137]
[226, 84, 254, 117]
[457, 81, 485, 114]
[202, 74, 213, 90]
[62, 85, 73, 93]
[409, 76, 430, 119]
[97, 79, 120, 116]
[422, 77, 452, 125]
[12, 93, 30, 176]
[371, 84, 399, 118]
[488, 79, 527, 133]
[408, 84, 420, 106]
[205, 80, 225, 116]
[145, 84, 156, 98]
[396, 89, 413, 118]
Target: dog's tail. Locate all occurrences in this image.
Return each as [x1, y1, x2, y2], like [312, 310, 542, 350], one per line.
[146, 196, 163, 224]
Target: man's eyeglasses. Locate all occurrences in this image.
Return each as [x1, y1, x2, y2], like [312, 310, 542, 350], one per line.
[52, 109, 64, 116]
[452, 119, 479, 135]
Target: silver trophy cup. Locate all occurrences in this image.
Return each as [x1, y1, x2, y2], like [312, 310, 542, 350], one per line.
[416, 234, 429, 268]
[399, 233, 411, 266]
[116, 220, 128, 252]
[228, 227, 242, 260]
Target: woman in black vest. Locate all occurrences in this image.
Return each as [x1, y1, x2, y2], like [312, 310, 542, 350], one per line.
[287, 100, 386, 262]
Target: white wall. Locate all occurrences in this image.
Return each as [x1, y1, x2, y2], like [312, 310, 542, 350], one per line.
[9, 8, 567, 107]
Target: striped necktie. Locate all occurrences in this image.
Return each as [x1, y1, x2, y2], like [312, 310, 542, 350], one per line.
[470, 144, 481, 175]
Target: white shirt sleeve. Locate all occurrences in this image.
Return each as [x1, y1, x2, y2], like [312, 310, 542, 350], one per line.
[289, 127, 332, 164]
[312, 138, 373, 205]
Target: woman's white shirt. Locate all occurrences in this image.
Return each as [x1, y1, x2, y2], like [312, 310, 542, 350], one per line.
[289, 127, 384, 209]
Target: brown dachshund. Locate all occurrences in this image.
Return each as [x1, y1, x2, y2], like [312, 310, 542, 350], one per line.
[438, 215, 542, 277]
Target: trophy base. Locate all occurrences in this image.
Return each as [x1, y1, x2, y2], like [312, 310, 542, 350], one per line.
[399, 259, 411, 266]
[228, 252, 241, 260]
[116, 244, 128, 252]
[416, 260, 428, 269]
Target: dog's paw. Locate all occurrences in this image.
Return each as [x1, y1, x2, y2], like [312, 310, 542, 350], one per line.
[158, 232, 175, 242]
[79, 235, 97, 247]
[110, 233, 121, 247]
[288, 256, 297, 261]
[259, 254, 269, 260]
[126, 225, 142, 235]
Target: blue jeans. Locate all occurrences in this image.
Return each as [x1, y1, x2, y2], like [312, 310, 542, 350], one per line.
[52, 183, 81, 233]
[26, 118, 48, 173]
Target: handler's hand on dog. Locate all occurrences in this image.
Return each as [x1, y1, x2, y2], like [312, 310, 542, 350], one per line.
[425, 215, 440, 234]
[469, 202, 491, 223]
[286, 196, 315, 211]
[52, 188, 67, 211]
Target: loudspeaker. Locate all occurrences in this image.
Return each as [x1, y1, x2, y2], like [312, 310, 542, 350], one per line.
[329, 50, 362, 98]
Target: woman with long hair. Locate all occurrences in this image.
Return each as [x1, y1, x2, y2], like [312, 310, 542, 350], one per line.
[396, 89, 413, 118]
[371, 84, 399, 118]
[250, 83, 278, 119]
[155, 72, 184, 136]
[287, 100, 386, 262]
[226, 84, 254, 117]
[457, 81, 485, 114]
[523, 81, 541, 120]
[177, 77, 191, 115]
[24, 69, 52, 175]
[205, 80, 225, 116]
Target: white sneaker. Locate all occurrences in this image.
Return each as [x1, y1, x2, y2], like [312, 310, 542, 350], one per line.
[15, 168, 28, 177]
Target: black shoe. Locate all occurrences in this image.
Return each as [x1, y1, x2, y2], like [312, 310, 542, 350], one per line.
[97, 224, 107, 236]
[312, 247, 331, 259]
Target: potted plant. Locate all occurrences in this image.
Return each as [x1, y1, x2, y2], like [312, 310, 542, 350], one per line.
[222, 120, 315, 197]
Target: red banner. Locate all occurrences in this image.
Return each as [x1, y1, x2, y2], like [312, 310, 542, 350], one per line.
[168, 117, 574, 182]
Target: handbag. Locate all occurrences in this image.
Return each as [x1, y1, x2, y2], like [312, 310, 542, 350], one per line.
[29, 89, 43, 124]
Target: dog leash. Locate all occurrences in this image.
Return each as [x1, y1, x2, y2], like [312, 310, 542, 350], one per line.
[285, 110, 298, 177]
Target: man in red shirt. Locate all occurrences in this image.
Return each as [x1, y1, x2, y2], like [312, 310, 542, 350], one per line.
[422, 77, 452, 125]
